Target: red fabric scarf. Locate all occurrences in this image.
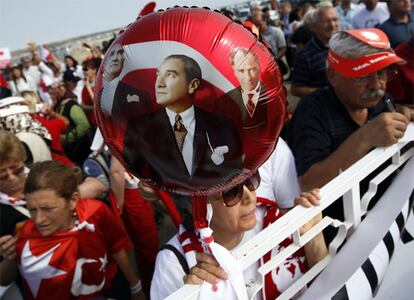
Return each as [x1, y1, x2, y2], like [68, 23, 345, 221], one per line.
[258, 197, 307, 300]
[176, 197, 307, 299]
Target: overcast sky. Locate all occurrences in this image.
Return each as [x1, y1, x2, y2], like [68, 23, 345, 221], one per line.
[1, 0, 245, 51]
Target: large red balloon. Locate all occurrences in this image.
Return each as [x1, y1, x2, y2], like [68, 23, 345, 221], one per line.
[94, 7, 287, 196]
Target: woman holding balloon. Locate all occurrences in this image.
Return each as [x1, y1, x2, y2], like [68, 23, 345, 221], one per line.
[93, 6, 326, 300]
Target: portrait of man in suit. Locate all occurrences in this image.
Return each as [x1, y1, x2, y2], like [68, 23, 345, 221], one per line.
[215, 48, 267, 130]
[99, 43, 152, 124]
[123, 54, 242, 193]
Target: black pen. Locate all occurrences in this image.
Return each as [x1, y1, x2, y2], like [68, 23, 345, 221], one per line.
[385, 98, 396, 112]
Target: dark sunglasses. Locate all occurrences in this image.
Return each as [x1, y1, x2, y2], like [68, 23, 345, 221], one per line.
[221, 172, 260, 207]
[0, 165, 25, 181]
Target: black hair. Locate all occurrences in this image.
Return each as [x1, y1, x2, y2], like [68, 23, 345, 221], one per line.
[64, 55, 79, 68]
[164, 54, 202, 82]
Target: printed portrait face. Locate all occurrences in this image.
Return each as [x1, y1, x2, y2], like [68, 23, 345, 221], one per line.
[155, 57, 192, 109]
[232, 50, 260, 92]
[105, 44, 124, 81]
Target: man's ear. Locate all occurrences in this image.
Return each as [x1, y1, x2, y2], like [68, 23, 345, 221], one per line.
[326, 67, 337, 87]
[69, 191, 80, 211]
[188, 78, 200, 95]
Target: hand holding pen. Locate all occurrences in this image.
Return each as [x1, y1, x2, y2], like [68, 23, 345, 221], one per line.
[385, 98, 396, 112]
[386, 97, 414, 122]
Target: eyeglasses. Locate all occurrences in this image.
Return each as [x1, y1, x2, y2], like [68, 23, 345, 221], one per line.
[0, 165, 25, 181]
[353, 67, 398, 85]
[219, 172, 261, 207]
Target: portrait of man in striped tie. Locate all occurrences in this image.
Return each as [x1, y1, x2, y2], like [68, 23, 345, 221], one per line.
[215, 48, 267, 130]
[123, 54, 242, 193]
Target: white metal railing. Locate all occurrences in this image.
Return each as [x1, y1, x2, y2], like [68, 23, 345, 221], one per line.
[166, 140, 414, 300]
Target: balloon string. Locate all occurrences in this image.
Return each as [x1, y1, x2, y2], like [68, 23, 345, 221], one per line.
[205, 132, 214, 153]
[158, 190, 183, 229]
[192, 195, 208, 230]
[191, 195, 218, 292]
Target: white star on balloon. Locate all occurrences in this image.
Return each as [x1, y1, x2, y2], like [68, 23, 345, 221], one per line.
[19, 241, 67, 297]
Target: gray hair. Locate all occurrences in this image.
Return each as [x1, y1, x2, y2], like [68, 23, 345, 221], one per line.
[250, 0, 261, 11]
[329, 31, 386, 59]
[303, 9, 316, 27]
[316, 0, 334, 9]
[307, 1, 334, 25]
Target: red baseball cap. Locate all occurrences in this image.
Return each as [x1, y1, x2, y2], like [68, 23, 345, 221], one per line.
[328, 29, 406, 78]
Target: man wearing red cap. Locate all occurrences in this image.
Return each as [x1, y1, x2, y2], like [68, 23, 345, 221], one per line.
[286, 29, 414, 242]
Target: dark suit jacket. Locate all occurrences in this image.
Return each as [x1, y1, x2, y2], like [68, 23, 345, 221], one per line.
[108, 81, 153, 125]
[123, 107, 242, 194]
[214, 84, 268, 130]
[214, 84, 277, 169]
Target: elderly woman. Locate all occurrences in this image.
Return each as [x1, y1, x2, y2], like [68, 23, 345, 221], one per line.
[150, 173, 327, 300]
[0, 131, 29, 236]
[0, 161, 144, 300]
[0, 131, 28, 298]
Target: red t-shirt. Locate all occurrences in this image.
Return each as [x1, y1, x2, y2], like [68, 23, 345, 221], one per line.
[16, 199, 131, 300]
[81, 87, 96, 127]
[386, 42, 414, 105]
[35, 115, 74, 166]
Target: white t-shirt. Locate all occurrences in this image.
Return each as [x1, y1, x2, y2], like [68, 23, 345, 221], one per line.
[256, 138, 301, 209]
[150, 209, 265, 300]
[8, 76, 37, 96]
[23, 65, 41, 86]
[351, 2, 389, 29]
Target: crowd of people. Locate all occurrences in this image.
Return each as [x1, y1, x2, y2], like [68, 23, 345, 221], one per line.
[222, 0, 413, 105]
[0, 0, 413, 299]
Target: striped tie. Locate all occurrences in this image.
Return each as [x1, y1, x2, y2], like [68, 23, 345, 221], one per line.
[246, 93, 255, 116]
[174, 114, 187, 152]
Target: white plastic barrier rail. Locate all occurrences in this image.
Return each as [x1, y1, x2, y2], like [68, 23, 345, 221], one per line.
[166, 139, 414, 300]
[301, 146, 414, 299]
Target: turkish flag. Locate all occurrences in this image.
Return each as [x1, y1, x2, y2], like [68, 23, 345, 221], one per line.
[40, 45, 53, 62]
[259, 199, 307, 300]
[0, 74, 9, 89]
[0, 47, 11, 69]
[16, 199, 131, 300]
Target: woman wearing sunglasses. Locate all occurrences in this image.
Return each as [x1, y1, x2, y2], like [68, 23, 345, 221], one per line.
[0, 131, 29, 299]
[150, 172, 327, 300]
[0, 130, 29, 242]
